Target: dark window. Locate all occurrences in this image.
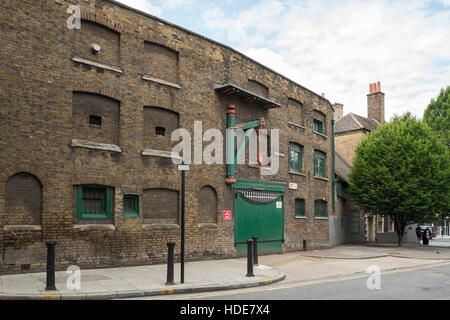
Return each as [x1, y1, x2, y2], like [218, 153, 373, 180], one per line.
[295, 199, 305, 218]
[155, 127, 166, 136]
[89, 115, 102, 126]
[77, 185, 112, 219]
[314, 200, 327, 218]
[123, 195, 139, 217]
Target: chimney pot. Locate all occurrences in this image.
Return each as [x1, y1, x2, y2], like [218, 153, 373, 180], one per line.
[377, 82, 381, 92]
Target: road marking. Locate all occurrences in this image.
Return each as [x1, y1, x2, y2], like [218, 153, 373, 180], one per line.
[148, 261, 450, 300]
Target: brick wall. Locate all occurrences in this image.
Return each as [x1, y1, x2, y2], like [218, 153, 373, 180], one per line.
[0, 0, 334, 274]
[335, 130, 367, 165]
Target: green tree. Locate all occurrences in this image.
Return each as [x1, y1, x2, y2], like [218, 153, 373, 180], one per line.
[423, 87, 450, 148]
[349, 113, 450, 246]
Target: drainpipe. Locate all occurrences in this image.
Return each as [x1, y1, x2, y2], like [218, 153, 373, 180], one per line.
[332, 119, 336, 214]
[226, 105, 236, 184]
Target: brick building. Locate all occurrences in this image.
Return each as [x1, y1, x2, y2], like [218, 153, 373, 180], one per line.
[333, 82, 395, 243]
[0, 0, 335, 274]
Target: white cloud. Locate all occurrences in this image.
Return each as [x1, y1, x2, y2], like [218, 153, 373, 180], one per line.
[116, 0, 163, 16]
[202, 0, 450, 120]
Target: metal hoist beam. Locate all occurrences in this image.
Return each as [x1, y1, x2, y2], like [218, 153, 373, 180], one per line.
[226, 105, 264, 184]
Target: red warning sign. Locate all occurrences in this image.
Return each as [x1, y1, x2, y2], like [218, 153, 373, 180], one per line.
[223, 211, 232, 220]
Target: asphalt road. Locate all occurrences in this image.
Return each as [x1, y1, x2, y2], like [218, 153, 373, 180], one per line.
[145, 262, 450, 300]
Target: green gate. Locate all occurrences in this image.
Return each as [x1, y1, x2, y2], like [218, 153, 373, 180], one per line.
[234, 188, 284, 255]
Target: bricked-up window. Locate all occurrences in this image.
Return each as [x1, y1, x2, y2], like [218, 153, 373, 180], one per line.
[288, 98, 304, 126]
[73, 20, 120, 66]
[143, 107, 179, 150]
[72, 92, 120, 145]
[77, 185, 112, 219]
[289, 143, 303, 173]
[314, 200, 327, 218]
[295, 199, 306, 218]
[198, 186, 218, 224]
[314, 150, 326, 178]
[5, 173, 42, 225]
[123, 195, 139, 217]
[143, 189, 179, 224]
[247, 80, 269, 98]
[143, 42, 179, 84]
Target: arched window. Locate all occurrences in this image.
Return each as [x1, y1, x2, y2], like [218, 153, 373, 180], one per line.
[5, 173, 42, 225]
[198, 186, 218, 224]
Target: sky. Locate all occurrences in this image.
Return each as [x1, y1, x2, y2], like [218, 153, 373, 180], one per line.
[116, 0, 450, 121]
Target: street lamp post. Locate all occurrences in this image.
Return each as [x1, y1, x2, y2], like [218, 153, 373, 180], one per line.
[178, 161, 189, 284]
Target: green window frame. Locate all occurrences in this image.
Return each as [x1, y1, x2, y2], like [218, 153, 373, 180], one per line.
[77, 185, 112, 219]
[314, 151, 326, 178]
[313, 119, 324, 134]
[289, 143, 303, 173]
[295, 198, 306, 218]
[314, 200, 327, 218]
[123, 194, 139, 217]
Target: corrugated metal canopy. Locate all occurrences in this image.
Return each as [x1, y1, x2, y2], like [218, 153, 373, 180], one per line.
[215, 83, 283, 109]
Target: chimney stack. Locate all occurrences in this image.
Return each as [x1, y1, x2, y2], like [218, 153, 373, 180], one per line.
[333, 103, 344, 122]
[367, 81, 385, 124]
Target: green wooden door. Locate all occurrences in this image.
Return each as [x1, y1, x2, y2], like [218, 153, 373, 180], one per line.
[234, 189, 284, 255]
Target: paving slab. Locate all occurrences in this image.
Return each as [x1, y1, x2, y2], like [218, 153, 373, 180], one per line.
[0, 257, 284, 300]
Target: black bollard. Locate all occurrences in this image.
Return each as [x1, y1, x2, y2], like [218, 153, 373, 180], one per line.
[246, 239, 254, 277]
[252, 236, 259, 266]
[166, 242, 176, 285]
[303, 239, 307, 251]
[45, 241, 57, 291]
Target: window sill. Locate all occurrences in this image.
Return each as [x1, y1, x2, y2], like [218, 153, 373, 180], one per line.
[289, 171, 306, 177]
[123, 213, 139, 218]
[72, 57, 123, 74]
[73, 224, 116, 232]
[71, 139, 121, 153]
[3, 225, 42, 232]
[314, 176, 329, 181]
[287, 122, 306, 130]
[294, 216, 307, 219]
[313, 131, 328, 139]
[314, 217, 329, 220]
[142, 75, 182, 89]
[142, 224, 179, 231]
[198, 223, 218, 229]
[141, 149, 181, 161]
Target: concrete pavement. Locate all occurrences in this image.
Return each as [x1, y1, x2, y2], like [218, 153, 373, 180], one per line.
[295, 243, 450, 260]
[0, 257, 285, 300]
